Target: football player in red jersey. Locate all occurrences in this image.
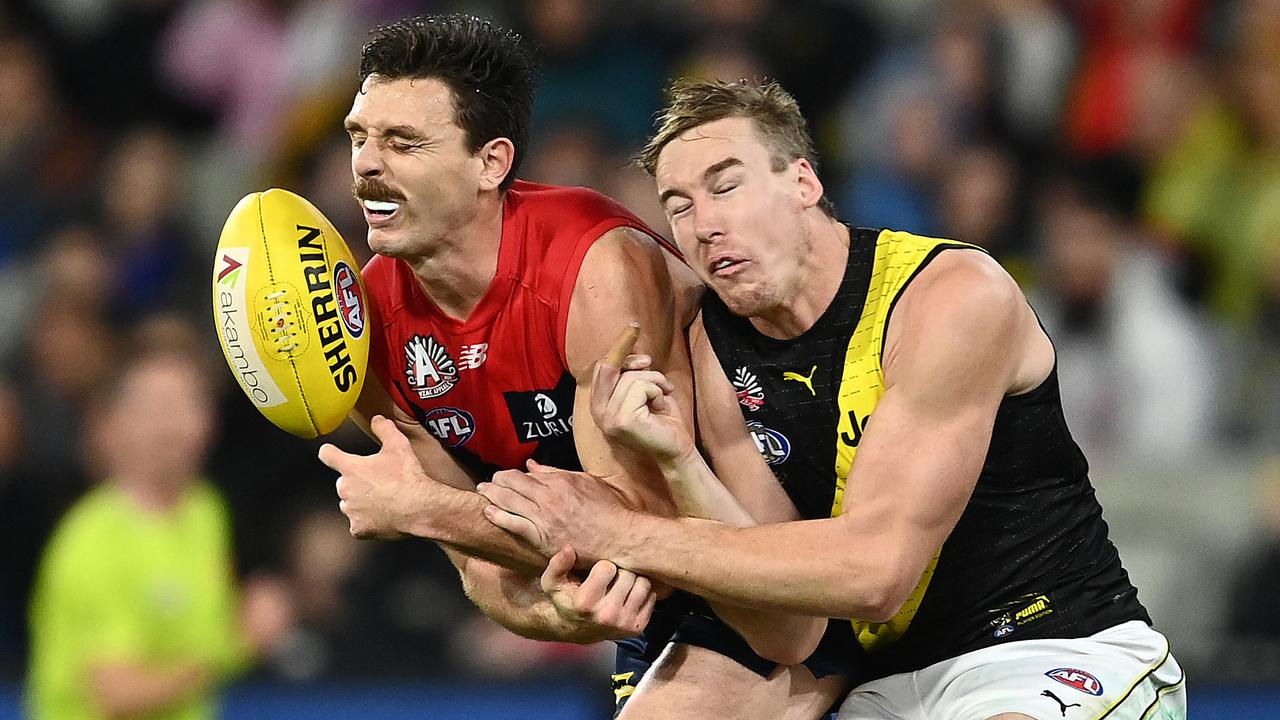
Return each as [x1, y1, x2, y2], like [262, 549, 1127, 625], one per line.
[315, 15, 846, 719]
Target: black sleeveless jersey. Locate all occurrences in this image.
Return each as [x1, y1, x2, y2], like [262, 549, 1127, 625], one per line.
[701, 227, 1150, 678]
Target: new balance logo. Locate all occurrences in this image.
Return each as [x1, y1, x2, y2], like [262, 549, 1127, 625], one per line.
[782, 365, 817, 395]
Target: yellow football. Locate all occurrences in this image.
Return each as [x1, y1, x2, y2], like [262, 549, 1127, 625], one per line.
[212, 189, 369, 438]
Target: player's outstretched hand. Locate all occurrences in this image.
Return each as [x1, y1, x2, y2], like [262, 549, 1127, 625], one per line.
[590, 323, 694, 463]
[319, 415, 434, 540]
[478, 460, 627, 562]
[540, 546, 656, 643]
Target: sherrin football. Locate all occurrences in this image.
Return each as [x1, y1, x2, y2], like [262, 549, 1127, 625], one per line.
[212, 189, 370, 438]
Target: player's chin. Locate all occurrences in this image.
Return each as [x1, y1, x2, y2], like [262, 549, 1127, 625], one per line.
[366, 226, 407, 257]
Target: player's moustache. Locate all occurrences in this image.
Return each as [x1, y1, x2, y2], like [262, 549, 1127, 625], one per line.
[352, 177, 404, 203]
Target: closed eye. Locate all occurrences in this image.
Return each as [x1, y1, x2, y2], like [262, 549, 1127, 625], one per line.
[669, 203, 692, 217]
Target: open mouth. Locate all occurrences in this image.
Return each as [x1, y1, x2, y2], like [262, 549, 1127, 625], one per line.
[361, 199, 402, 226]
[710, 258, 748, 277]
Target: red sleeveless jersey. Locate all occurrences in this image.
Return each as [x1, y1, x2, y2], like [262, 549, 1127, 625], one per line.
[363, 180, 677, 479]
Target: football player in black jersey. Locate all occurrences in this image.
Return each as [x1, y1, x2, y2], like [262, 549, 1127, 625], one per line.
[479, 79, 1186, 720]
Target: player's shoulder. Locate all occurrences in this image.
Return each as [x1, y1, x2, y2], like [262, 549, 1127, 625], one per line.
[893, 243, 1026, 342]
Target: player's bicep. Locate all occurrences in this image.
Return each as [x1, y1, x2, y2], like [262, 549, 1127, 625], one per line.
[564, 227, 688, 512]
[843, 255, 1024, 586]
[690, 317, 800, 523]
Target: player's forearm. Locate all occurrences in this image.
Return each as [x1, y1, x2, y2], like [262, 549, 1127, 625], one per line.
[659, 450, 827, 661]
[711, 602, 826, 665]
[412, 485, 547, 575]
[611, 514, 901, 621]
[658, 447, 756, 525]
[89, 662, 213, 719]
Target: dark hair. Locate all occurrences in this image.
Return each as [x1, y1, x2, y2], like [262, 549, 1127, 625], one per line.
[360, 15, 537, 191]
[637, 78, 836, 217]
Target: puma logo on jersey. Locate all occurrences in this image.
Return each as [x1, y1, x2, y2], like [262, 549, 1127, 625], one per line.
[1041, 689, 1081, 716]
[782, 365, 817, 395]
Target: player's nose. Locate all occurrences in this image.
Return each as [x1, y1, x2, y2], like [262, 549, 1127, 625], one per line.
[352, 139, 385, 178]
[691, 203, 725, 245]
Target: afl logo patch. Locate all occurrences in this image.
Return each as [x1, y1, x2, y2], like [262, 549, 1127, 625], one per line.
[422, 407, 475, 448]
[746, 421, 790, 465]
[333, 261, 365, 338]
[1045, 668, 1104, 696]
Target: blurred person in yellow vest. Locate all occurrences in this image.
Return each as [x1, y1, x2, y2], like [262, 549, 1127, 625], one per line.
[25, 319, 293, 720]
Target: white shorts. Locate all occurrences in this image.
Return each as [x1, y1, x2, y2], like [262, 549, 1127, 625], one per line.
[836, 621, 1186, 720]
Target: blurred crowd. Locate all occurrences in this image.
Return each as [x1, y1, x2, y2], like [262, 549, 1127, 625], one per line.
[1, 0, 1278, 694]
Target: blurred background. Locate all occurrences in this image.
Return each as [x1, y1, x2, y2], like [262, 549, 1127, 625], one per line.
[0, 0, 1277, 717]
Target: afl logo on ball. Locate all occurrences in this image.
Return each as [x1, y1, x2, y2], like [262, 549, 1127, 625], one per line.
[1045, 668, 1104, 696]
[333, 261, 364, 338]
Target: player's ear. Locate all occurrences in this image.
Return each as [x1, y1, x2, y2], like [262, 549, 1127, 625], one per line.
[794, 158, 825, 210]
[477, 137, 515, 192]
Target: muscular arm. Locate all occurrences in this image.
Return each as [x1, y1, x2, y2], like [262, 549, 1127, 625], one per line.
[492, 253, 1053, 621]
[611, 253, 1049, 618]
[562, 226, 691, 515]
[333, 226, 690, 640]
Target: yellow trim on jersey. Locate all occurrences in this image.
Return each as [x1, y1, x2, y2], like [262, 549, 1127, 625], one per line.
[829, 229, 981, 652]
[611, 671, 637, 704]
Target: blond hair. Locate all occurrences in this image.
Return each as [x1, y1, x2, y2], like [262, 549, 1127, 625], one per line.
[636, 78, 836, 216]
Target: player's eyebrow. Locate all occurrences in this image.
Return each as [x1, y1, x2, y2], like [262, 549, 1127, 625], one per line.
[658, 157, 745, 205]
[342, 119, 426, 142]
[702, 157, 744, 183]
[383, 125, 426, 141]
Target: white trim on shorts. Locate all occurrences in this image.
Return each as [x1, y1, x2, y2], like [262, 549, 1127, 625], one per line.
[836, 620, 1186, 720]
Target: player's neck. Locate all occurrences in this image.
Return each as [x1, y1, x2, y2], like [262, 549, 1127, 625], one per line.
[750, 216, 849, 339]
[407, 192, 504, 320]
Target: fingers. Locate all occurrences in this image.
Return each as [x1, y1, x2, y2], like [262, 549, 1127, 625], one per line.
[540, 546, 578, 595]
[525, 458, 564, 473]
[586, 565, 653, 634]
[481, 504, 542, 546]
[591, 323, 641, 423]
[621, 353, 652, 371]
[475, 480, 541, 519]
[574, 559, 621, 612]
[602, 371, 676, 432]
[368, 415, 409, 450]
[622, 573, 653, 619]
[603, 323, 641, 368]
[317, 443, 352, 473]
[487, 468, 546, 494]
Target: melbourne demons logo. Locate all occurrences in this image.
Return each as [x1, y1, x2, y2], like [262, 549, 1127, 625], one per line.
[1045, 668, 1104, 696]
[404, 334, 458, 399]
[333, 261, 364, 338]
[732, 367, 765, 411]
